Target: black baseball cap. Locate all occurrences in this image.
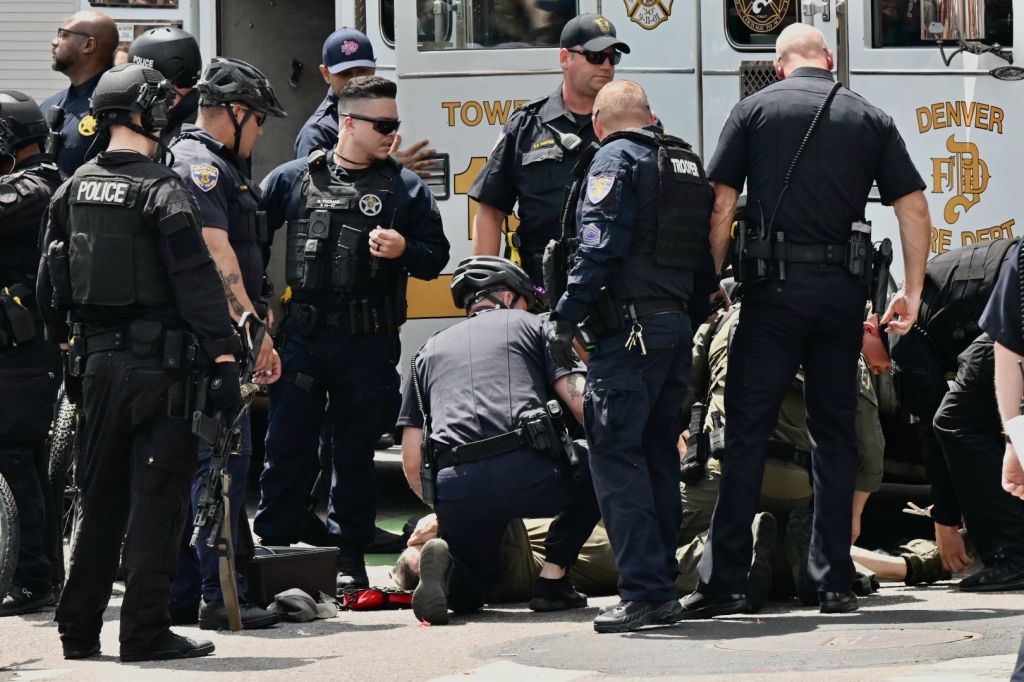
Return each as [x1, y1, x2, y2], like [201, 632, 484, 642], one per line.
[560, 14, 630, 53]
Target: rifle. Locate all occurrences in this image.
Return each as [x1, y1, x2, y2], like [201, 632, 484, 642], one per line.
[190, 311, 265, 631]
[542, 142, 599, 308]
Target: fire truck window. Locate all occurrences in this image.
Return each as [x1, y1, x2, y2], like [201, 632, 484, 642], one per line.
[412, 0, 577, 51]
[88, 0, 179, 6]
[872, 0, 1012, 48]
[725, 0, 800, 49]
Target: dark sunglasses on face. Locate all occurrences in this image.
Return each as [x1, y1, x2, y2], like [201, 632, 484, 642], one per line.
[341, 112, 401, 135]
[567, 49, 621, 66]
[56, 27, 92, 41]
[233, 105, 267, 127]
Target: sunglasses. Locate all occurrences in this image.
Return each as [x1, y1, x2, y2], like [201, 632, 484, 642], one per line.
[341, 112, 401, 136]
[567, 49, 621, 66]
[233, 105, 268, 127]
[56, 27, 93, 41]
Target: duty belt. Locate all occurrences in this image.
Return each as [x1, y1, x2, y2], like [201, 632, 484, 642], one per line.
[68, 321, 198, 376]
[626, 297, 687, 318]
[743, 239, 847, 265]
[291, 298, 402, 336]
[765, 439, 811, 470]
[434, 430, 527, 470]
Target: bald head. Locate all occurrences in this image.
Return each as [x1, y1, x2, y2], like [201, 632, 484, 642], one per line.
[774, 23, 832, 77]
[592, 80, 653, 140]
[52, 11, 118, 85]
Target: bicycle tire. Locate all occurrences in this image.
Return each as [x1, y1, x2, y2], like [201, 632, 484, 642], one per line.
[0, 472, 20, 600]
[47, 393, 81, 582]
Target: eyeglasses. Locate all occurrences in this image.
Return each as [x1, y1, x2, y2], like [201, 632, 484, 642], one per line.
[567, 49, 621, 66]
[232, 104, 268, 127]
[341, 112, 401, 136]
[56, 27, 93, 41]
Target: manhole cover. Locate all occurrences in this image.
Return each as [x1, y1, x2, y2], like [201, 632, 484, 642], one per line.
[713, 629, 980, 652]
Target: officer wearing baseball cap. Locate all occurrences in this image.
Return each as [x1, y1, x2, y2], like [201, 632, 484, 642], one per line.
[468, 14, 630, 290]
[294, 28, 436, 174]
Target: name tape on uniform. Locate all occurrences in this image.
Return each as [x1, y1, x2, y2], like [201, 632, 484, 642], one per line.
[75, 179, 131, 205]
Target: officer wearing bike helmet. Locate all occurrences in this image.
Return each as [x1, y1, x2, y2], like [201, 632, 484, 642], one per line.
[167, 57, 285, 631]
[128, 27, 203, 144]
[0, 91, 63, 617]
[37, 63, 239, 662]
[395, 256, 600, 625]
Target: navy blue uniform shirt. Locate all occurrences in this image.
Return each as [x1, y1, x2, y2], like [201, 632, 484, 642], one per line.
[396, 308, 583, 450]
[259, 153, 449, 281]
[555, 127, 693, 323]
[981, 239, 1024, 355]
[468, 85, 598, 254]
[294, 90, 339, 160]
[170, 124, 265, 301]
[41, 71, 105, 177]
[708, 67, 925, 244]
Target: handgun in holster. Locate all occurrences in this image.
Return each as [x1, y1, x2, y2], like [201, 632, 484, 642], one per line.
[420, 437, 437, 507]
[731, 219, 770, 284]
[576, 287, 624, 349]
[67, 323, 86, 377]
[301, 210, 330, 289]
[846, 221, 873, 287]
[520, 400, 580, 477]
[680, 402, 710, 485]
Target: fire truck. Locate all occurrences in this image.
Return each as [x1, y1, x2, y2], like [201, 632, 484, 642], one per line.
[5, 0, 1019, 356]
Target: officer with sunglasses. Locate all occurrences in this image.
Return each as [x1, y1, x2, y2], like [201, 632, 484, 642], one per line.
[469, 14, 629, 289]
[166, 57, 287, 630]
[42, 11, 120, 176]
[256, 76, 449, 589]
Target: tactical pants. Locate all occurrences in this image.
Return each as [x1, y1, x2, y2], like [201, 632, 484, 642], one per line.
[0, 341, 60, 595]
[434, 444, 600, 614]
[699, 266, 863, 595]
[586, 311, 691, 602]
[56, 351, 194, 652]
[933, 335, 1024, 563]
[256, 317, 400, 549]
[171, 415, 252, 605]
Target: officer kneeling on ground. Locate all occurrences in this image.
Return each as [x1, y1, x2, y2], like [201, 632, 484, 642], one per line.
[398, 256, 600, 624]
[37, 63, 240, 662]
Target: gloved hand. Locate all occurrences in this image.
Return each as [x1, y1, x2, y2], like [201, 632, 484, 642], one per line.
[207, 360, 243, 413]
[546, 319, 577, 369]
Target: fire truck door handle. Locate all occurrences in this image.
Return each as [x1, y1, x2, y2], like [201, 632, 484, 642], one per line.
[290, 60, 303, 88]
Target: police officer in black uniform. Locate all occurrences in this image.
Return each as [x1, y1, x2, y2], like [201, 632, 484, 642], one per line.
[42, 11, 119, 176]
[167, 57, 286, 630]
[256, 76, 449, 588]
[468, 14, 629, 287]
[37, 63, 240, 662]
[890, 239, 1024, 589]
[547, 80, 715, 633]
[398, 256, 599, 624]
[128, 27, 204, 146]
[681, 24, 931, 618]
[0, 91, 63, 616]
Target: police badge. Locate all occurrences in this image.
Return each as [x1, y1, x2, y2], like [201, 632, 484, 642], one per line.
[190, 164, 219, 192]
[587, 174, 616, 204]
[623, 0, 674, 31]
[359, 193, 383, 216]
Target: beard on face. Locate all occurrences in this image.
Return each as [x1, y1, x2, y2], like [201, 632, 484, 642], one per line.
[52, 52, 75, 73]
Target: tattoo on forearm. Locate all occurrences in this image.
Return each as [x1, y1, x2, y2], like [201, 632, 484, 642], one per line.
[568, 373, 586, 398]
[218, 269, 246, 317]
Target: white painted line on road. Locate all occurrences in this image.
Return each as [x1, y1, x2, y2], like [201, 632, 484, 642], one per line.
[428, 660, 592, 681]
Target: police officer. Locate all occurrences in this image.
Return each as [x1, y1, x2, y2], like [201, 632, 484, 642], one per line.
[682, 24, 931, 618]
[167, 57, 286, 630]
[37, 63, 240, 662]
[469, 13, 630, 287]
[547, 80, 714, 632]
[42, 11, 119, 176]
[128, 27, 204, 145]
[256, 76, 449, 588]
[890, 239, 1024, 589]
[398, 256, 599, 624]
[0, 92, 63, 616]
[294, 27, 434, 173]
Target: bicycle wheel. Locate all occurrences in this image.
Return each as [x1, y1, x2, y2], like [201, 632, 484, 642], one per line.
[47, 393, 81, 583]
[0, 472, 19, 600]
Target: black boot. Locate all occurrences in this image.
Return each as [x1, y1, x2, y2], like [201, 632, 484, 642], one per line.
[336, 545, 369, 591]
[959, 553, 1024, 592]
[747, 512, 777, 613]
[529, 576, 587, 612]
[198, 598, 282, 630]
[119, 631, 215, 662]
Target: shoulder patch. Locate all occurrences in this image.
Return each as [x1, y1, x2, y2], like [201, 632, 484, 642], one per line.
[0, 184, 17, 204]
[189, 164, 219, 192]
[587, 173, 616, 204]
[580, 224, 602, 246]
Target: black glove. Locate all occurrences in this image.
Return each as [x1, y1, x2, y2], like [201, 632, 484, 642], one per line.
[546, 319, 577, 369]
[207, 360, 242, 413]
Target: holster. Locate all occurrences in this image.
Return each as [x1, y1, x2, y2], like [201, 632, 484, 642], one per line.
[576, 287, 625, 349]
[0, 286, 37, 349]
[46, 240, 73, 310]
[67, 323, 86, 377]
[420, 437, 437, 506]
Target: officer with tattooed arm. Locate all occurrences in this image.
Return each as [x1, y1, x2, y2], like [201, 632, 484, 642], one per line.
[167, 57, 285, 631]
[37, 63, 240, 662]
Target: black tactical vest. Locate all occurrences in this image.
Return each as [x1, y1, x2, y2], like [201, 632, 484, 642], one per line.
[67, 156, 177, 307]
[285, 150, 403, 305]
[0, 161, 62, 290]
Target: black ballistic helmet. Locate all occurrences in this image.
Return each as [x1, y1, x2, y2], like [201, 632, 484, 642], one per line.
[128, 27, 203, 88]
[450, 256, 539, 310]
[90, 63, 174, 133]
[0, 90, 48, 158]
[197, 57, 287, 117]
